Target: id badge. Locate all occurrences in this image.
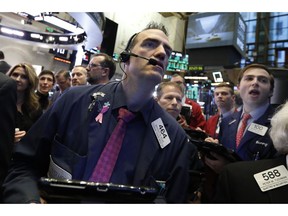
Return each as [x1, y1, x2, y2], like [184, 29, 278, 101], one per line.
[254, 165, 288, 192]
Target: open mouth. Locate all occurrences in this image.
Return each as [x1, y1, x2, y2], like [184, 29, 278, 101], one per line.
[249, 89, 260, 96]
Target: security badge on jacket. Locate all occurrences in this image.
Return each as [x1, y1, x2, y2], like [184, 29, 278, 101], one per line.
[229, 119, 268, 136]
[151, 118, 170, 149]
[254, 165, 288, 192]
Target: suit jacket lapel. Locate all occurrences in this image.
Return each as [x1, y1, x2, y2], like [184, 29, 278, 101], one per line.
[238, 106, 273, 150]
[225, 112, 240, 150]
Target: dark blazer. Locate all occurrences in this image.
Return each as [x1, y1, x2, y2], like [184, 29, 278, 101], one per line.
[213, 155, 288, 203]
[0, 73, 16, 200]
[3, 82, 197, 203]
[218, 105, 276, 160]
[50, 90, 61, 104]
[0, 61, 11, 74]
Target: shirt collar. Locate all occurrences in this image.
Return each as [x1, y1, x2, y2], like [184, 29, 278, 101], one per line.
[241, 102, 270, 120]
[222, 107, 235, 119]
[112, 82, 154, 125]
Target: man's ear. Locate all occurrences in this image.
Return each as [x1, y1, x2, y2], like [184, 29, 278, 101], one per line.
[268, 90, 273, 98]
[102, 68, 109, 77]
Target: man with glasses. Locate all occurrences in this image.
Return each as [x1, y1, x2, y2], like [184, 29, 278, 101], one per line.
[86, 53, 116, 85]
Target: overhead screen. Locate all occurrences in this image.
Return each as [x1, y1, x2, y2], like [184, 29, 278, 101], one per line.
[185, 12, 246, 57]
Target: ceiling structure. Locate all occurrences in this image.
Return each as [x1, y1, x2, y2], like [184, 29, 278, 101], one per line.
[0, 12, 104, 50]
[0, 12, 195, 51]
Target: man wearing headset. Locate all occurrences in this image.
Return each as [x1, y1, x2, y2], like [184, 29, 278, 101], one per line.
[3, 22, 198, 203]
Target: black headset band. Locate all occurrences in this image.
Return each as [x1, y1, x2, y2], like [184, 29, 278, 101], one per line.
[120, 33, 139, 63]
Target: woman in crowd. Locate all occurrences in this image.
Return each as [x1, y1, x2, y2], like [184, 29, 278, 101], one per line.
[36, 70, 55, 111]
[7, 63, 43, 142]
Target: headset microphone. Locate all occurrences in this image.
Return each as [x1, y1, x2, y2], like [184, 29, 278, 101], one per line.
[120, 51, 158, 66]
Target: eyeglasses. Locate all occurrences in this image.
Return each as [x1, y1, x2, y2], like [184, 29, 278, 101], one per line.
[88, 63, 103, 68]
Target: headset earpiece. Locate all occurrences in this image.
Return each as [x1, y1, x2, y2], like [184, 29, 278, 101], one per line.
[119, 33, 138, 63]
[120, 51, 130, 63]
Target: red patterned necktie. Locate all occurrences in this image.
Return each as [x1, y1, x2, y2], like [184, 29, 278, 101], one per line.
[89, 108, 135, 183]
[236, 113, 251, 148]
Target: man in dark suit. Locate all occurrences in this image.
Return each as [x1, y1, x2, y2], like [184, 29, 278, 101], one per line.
[50, 69, 71, 104]
[0, 73, 17, 201]
[0, 51, 11, 74]
[2, 22, 199, 203]
[205, 64, 277, 173]
[205, 82, 237, 139]
[213, 101, 288, 203]
[201, 64, 277, 203]
[86, 53, 116, 85]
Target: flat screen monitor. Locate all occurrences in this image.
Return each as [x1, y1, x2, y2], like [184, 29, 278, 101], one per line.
[167, 51, 189, 72]
[185, 12, 246, 57]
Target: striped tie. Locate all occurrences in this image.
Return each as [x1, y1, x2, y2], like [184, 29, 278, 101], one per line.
[236, 113, 251, 148]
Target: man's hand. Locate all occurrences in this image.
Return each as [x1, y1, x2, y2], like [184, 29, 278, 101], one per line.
[204, 137, 219, 143]
[177, 115, 190, 129]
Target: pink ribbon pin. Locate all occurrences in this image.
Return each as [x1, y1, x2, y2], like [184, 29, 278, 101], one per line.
[95, 103, 110, 124]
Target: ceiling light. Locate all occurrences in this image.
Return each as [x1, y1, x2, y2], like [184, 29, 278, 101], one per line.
[42, 15, 84, 34]
[59, 36, 68, 42]
[1, 27, 24, 37]
[30, 33, 41, 39]
[48, 36, 54, 41]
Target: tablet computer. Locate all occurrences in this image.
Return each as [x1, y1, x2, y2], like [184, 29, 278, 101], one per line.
[38, 177, 159, 203]
[185, 128, 208, 141]
[190, 139, 242, 162]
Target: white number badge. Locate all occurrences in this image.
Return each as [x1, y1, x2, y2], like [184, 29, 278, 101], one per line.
[248, 123, 268, 136]
[151, 118, 170, 149]
[254, 165, 288, 192]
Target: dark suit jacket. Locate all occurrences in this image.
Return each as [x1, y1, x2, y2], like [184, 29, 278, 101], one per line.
[213, 155, 288, 203]
[3, 82, 197, 203]
[0, 61, 11, 74]
[0, 73, 16, 199]
[219, 105, 276, 160]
